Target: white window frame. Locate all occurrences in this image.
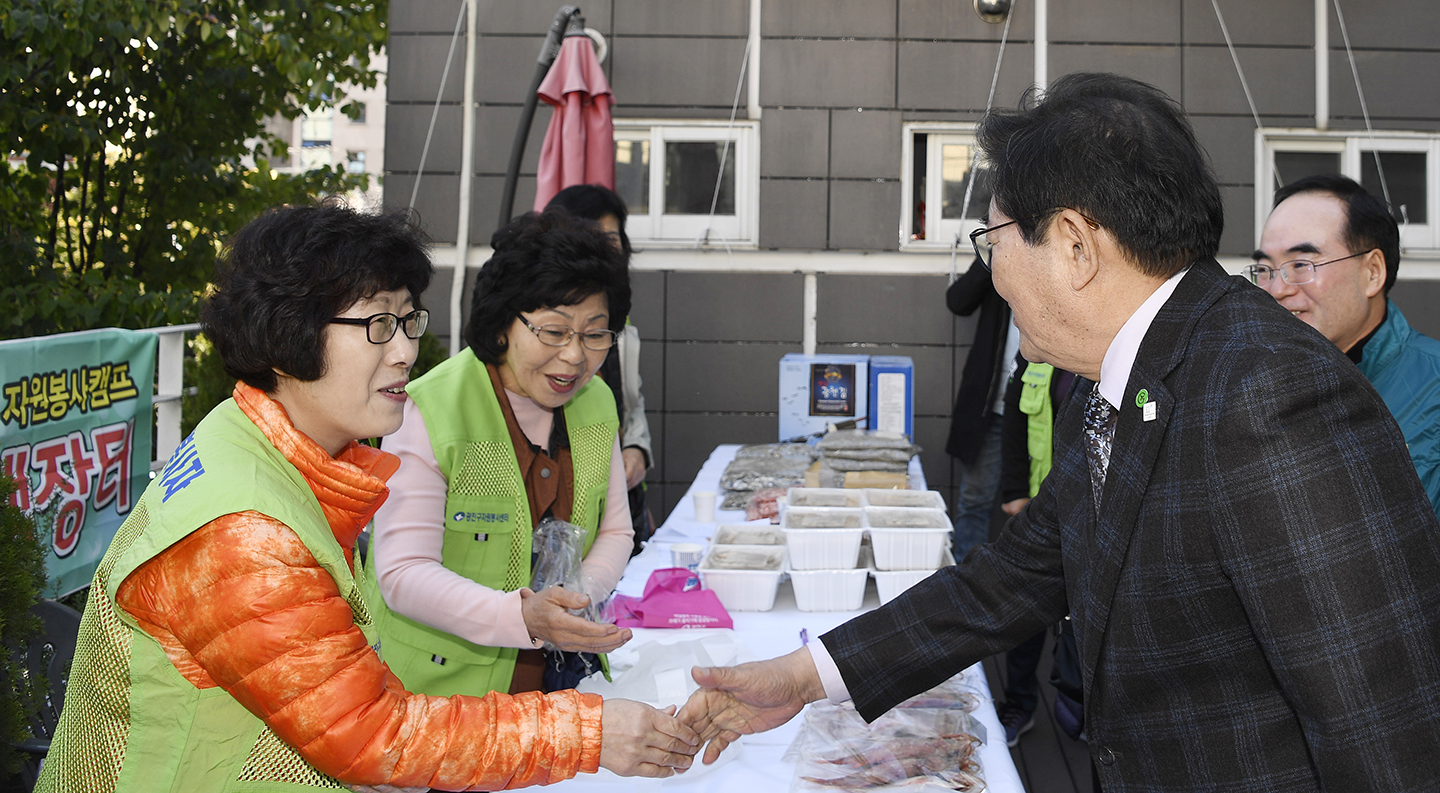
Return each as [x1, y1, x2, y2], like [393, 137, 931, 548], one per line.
[900, 122, 989, 252]
[1257, 128, 1440, 255]
[613, 119, 759, 248]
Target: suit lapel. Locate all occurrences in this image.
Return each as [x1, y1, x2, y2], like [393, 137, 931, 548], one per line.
[1076, 260, 1234, 690]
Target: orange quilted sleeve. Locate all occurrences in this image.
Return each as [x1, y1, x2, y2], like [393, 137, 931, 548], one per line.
[116, 512, 603, 789]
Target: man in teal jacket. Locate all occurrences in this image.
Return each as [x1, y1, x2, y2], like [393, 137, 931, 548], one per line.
[1254, 174, 1440, 515]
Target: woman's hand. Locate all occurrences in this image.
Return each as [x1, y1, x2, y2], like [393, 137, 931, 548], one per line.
[600, 701, 699, 777]
[1001, 497, 1030, 516]
[622, 447, 647, 490]
[520, 586, 631, 653]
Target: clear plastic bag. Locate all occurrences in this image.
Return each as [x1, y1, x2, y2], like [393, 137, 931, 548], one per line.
[529, 517, 615, 640]
[735, 443, 821, 461]
[720, 457, 810, 491]
[722, 490, 756, 510]
[816, 430, 917, 452]
[785, 676, 987, 792]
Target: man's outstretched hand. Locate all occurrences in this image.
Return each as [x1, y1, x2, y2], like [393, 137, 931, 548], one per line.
[677, 648, 827, 765]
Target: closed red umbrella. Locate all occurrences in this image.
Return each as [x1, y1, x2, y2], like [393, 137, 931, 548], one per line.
[533, 33, 614, 211]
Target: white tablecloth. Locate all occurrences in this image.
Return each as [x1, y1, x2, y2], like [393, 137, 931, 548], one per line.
[549, 445, 1022, 793]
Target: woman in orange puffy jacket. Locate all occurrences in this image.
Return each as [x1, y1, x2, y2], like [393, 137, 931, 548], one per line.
[35, 200, 697, 793]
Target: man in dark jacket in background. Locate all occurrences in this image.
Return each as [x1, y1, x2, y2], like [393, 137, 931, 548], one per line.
[945, 258, 1018, 557]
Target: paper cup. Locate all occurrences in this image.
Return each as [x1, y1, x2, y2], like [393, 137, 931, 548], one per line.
[671, 543, 704, 571]
[693, 490, 717, 522]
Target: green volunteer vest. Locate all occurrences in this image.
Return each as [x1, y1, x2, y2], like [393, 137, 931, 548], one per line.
[363, 349, 618, 697]
[1019, 363, 1056, 498]
[36, 399, 373, 793]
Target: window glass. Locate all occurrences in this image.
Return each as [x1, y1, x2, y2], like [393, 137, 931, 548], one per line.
[911, 134, 929, 240]
[940, 142, 990, 220]
[664, 141, 735, 215]
[350, 102, 367, 123]
[614, 139, 650, 215]
[1361, 150, 1427, 224]
[347, 150, 366, 174]
[1274, 151, 1340, 186]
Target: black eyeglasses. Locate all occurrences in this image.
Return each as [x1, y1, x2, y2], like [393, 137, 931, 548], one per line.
[328, 309, 429, 344]
[1243, 250, 1373, 287]
[518, 315, 618, 351]
[969, 209, 1101, 271]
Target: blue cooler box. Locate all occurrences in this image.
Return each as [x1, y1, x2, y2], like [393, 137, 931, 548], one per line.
[778, 353, 870, 441]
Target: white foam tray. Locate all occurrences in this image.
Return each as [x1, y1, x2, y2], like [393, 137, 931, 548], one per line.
[698, 544, 786, 612]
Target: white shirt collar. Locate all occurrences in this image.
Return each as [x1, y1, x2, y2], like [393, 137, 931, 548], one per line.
[1096, 266, 1190, 409]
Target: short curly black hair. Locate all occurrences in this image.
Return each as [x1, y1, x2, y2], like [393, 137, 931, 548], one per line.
[201, 200, 434, 392]
[466, 208, 630, 364]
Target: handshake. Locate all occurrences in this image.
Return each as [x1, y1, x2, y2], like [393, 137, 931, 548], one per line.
[600, 647, 824, 777]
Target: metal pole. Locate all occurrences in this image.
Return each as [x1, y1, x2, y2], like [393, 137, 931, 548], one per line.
[747, 0, 761, 120]
[802, 273, 817, 356]
[1315, 0, 1328, 130]
[450, 0, 480, 356]
[1033, 0, 1047, 93]
[497, 6, 578, 230]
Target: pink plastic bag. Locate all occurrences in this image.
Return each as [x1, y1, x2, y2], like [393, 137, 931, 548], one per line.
[613, 568, 733, 630]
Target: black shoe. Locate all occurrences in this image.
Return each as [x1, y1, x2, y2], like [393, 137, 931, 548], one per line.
[997, 702, 1035, 747]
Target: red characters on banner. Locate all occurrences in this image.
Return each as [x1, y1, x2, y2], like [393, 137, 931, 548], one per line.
[2, 419, 135, 558]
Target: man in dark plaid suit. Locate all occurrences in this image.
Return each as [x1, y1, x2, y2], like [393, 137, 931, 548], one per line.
[679, 73, 1440, 791]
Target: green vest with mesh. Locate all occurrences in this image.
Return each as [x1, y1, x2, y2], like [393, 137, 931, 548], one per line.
[1018, 362, 1056, 498]
[36, 398, 374, 793]
[362, 349, 618, 697]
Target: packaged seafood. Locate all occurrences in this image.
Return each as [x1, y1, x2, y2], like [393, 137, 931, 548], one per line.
[786, 487, 865, 508]
[745, 486, 788, 522]
[781, 506, 865, 529]
[787, 691, 986, 792]
[720, 456, 810, 491]
[713, 525, 785, 546]
[863, 489, 946, 510]
[865, 507, 952, 529]
[735, 442, 821, 461]
[702, 546, 785, 570]
[721, 490, 754, 510]
[697, 544, 786, 611]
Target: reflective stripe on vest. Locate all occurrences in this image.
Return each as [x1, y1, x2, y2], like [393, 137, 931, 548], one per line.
[363, 349, 618, 697]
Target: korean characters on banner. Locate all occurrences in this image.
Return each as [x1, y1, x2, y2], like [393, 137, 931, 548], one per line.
[0, 329, 155, 596]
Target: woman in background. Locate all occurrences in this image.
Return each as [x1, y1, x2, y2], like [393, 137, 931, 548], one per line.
[545, 184, 655, 553]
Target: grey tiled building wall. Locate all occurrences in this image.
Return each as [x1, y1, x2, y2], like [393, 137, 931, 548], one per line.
[388, 0, 1440, 520]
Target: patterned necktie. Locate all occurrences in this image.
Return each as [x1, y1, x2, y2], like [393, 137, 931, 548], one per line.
[1083, 385, 1119, 513]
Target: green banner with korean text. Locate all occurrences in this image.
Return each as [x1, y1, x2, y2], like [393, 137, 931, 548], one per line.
[1, 329, 155, 597]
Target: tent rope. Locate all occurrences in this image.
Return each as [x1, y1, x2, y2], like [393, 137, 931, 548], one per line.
[697, 33, 754, 251]
[1332, 0, 1392, 212]
[409, 2, 467, 211]
[952, 1, 1015, 283]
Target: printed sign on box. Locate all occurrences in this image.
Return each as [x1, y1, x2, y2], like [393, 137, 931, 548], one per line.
[809, 363, 856, 416]
[779, 354, 869, 441]
[1, 329, 155, 596]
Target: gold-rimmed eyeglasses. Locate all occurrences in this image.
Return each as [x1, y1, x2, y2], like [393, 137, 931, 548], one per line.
[518, 315, 618, 351]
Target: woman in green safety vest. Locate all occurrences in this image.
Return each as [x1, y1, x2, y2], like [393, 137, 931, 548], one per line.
[366, 207, 637, 699]
[36, 200, 696, 792]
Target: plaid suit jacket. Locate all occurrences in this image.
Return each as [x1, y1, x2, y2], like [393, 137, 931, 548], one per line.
[825, 260, 1440, 792]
